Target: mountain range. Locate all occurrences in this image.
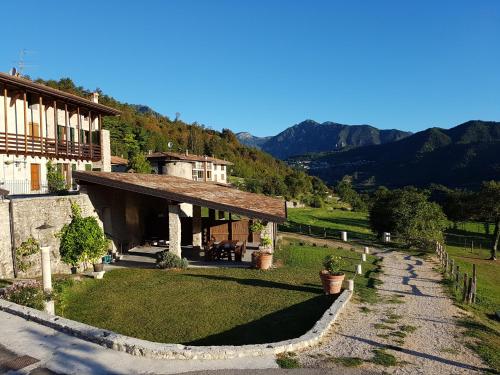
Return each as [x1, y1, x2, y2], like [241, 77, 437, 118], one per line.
[300, 120, 500, 189]
[237, 120, 412, 159]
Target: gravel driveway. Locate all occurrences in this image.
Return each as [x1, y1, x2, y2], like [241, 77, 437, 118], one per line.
[298, 249, 489, 374]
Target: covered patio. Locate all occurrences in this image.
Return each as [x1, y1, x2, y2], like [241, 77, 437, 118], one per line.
[73, 171, 287, 267]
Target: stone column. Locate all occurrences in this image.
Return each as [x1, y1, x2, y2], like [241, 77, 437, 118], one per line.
[100, 129, 111, 172]
[168, 204, 182, 258]
[192, 205, 202, 249]
[40, 246, 52, 292]
[264, 221, 275, 252]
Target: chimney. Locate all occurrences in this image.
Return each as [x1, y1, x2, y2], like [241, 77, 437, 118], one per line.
[91, 92, 99, 103]
[185, 149, 189, 156]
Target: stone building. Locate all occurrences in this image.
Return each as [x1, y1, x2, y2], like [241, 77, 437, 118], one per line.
[147, 151, 232, 184]
[0, 71, 119, 195]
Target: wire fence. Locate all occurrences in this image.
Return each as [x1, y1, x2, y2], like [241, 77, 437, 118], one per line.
[278, 221, 376, 244]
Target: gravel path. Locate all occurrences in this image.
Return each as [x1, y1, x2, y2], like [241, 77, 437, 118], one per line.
[298, 249, 488, 374]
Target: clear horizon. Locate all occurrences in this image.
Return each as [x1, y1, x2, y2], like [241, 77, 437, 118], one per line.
[1, 0, 499, 137]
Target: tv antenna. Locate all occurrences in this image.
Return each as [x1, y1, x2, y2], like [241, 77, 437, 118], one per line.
[15, 49, 38, 75]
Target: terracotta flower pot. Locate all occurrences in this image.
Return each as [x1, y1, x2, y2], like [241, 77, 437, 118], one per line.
[256, 253, 273, 270]
[319, 270, 345, 295]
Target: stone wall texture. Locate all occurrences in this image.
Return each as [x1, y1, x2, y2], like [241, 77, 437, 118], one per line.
[0, 194, 101, 278]
[0, 201, 14, 278]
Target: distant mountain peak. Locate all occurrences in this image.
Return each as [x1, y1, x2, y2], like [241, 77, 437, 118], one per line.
[240, 119, 412, 159]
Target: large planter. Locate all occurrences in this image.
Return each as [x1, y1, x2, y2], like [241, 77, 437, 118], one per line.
[255, 252, 273, 270]
[93, 263, 104, 272]
[319, 270, 345, 295]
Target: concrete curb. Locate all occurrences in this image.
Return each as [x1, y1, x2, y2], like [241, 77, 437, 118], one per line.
[0, 290, 351, 360]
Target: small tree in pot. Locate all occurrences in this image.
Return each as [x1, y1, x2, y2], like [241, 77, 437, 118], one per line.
[250, 221, 274, 270]
[59, 201, 108, 273]
[320, 255, 346, 295]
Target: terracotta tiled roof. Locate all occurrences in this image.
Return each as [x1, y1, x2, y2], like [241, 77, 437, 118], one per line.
[146, 151, 233, 165]
[0, 72, 121, 116]
[111, 155, 128, 165]
[73, 171, 286, 222]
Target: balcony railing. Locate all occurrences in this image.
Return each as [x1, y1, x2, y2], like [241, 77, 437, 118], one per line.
[0, 180, 49, 195]
[0, 132, 101, 161]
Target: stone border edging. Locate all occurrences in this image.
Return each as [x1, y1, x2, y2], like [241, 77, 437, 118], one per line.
[0, 290, 352, 360]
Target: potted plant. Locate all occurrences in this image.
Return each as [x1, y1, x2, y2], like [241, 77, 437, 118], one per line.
[320, 255, 346, 295]
[59, 201, 108, 274]
[253, 235, 273, 270]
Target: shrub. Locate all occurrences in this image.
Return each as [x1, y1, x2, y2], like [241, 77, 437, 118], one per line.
[15, 237, 40, 272]
[59, 201, 109, 267]
[249, 220, 265, 233]
[1, 280, 46, 310]
[323, 255, 345, 275]
[156, 251, 188, 269]
[47, 161, 67, 193]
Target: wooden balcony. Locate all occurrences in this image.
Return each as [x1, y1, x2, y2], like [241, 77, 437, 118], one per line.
[0, 131, 101, 161]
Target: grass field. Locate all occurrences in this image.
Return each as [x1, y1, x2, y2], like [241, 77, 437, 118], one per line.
[283, 207, 375, 241]
[55, 243, 379, 345]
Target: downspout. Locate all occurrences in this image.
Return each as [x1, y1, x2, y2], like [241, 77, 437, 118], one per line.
[8, 198, 17, 278]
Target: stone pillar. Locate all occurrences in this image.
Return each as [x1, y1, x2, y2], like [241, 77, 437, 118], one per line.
[100, 129, 111, 172]
[192, 205, 202, 249]
[40, 246, 52, 293]
[168, 204, 182, 258]
[264, 221, 275, 252]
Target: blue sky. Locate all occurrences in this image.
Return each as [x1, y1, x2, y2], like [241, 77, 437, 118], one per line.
[2, 1, 499, 136]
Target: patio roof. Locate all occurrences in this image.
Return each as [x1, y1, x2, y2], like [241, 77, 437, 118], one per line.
[73, 171, 287, 223]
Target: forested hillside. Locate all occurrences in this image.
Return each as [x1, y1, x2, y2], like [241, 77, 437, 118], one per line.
[34, 77, 328, 201]
[307, 120, 500, 189]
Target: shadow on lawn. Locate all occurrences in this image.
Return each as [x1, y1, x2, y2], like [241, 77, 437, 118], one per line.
[186, 295, 334, 346]
[186, 273, 322, 294]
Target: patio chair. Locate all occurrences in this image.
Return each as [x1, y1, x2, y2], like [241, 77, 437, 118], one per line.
[235, 241, 246, 262]
[204, 238, 216, 261]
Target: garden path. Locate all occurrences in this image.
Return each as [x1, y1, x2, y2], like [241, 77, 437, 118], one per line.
[298, 249, 488, 374]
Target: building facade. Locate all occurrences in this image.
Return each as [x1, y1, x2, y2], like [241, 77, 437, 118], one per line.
[0, 72, 119, 195]
[147, 151, 232, 184]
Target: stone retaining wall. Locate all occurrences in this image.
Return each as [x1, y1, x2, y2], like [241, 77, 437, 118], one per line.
[0, 290, 352, 360]
[0, 194, 101, 278]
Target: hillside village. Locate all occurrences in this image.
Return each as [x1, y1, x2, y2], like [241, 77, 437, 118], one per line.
[0, 2, 499, 375]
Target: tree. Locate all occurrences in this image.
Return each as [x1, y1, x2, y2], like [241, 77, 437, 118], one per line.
[46, 161, 67, 193]
[59, 201, 108, 267]
[335, 175, 367, 211]
[128, 152, 152, 174]
[369, 187, 447, 250]
[474, 181, 500, 260]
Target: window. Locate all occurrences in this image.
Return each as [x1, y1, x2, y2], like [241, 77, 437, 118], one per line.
[85, 164, 92, 171]
[221, 165, 226, 172]
[206, 171, 212, 180]
[221, 174, 225, 181]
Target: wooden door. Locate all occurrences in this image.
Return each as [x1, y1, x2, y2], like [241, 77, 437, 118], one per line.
[231, 220, 251, 242]
[30, 164, 40, 191]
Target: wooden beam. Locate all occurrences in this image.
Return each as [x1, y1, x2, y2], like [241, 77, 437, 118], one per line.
[65, 104, 69, 156]
[89, 111, 93, 160]
[39, 96, 44, 154]
[23, 92, 27, 153]
[3, 85, 8, 154]
[77, 107, 81, 159]
[54, 100, 58, 156]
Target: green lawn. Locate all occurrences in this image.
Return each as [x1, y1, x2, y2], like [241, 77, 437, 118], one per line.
[55, 244, 378, 345]
[283, 207, 375, 241]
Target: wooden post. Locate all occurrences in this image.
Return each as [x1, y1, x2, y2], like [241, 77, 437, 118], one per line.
[89, 111, 93, 160]
[455, 265, 460, 290]
[467, 275, 473, 304]
[462, 273, 468, 302]
[450, 259, 455, 277]
[39, 96, 44, 154]
[23, 92, 27, 153]
[54, 100, 58, 156]
[77, 107, 81, 159]
[308, 225, 311, 235]
[65, 104, 69, 156]
[324, 228, 326, 238]
[3, 85, 8, 154]
[472, 264, 477, 304]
